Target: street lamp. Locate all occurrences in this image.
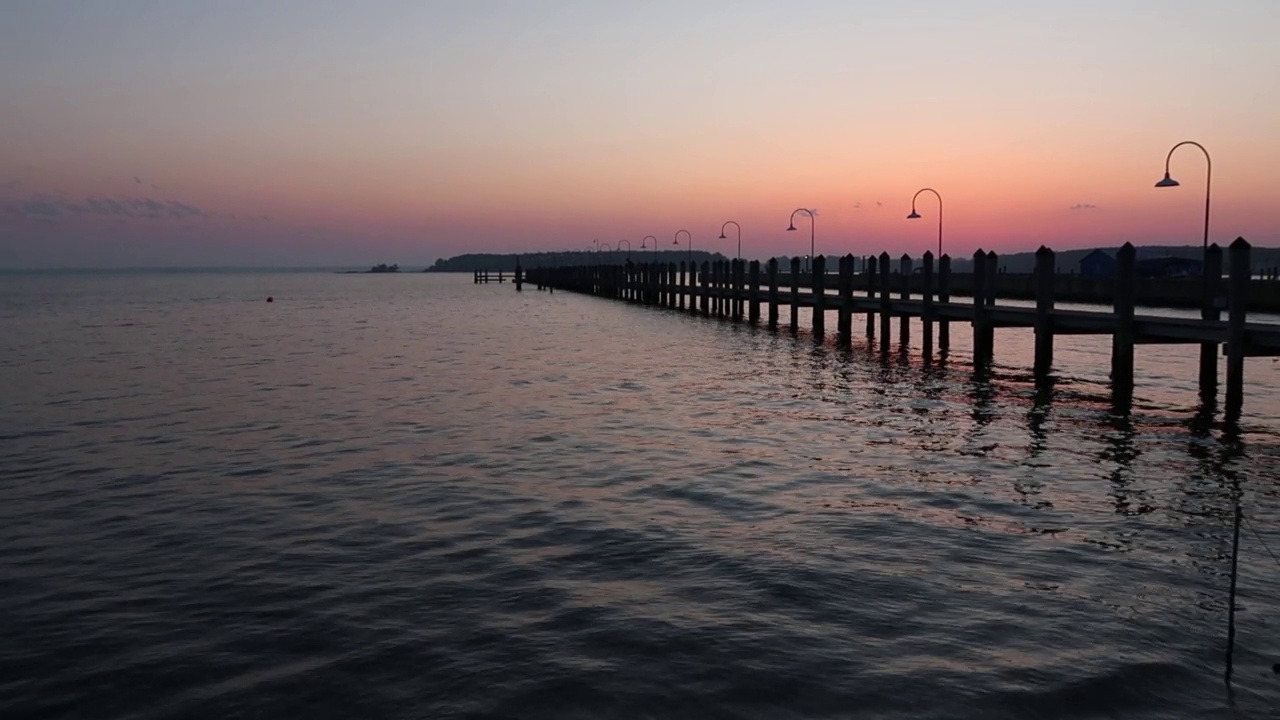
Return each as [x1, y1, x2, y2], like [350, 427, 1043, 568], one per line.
[907, 187, 943, 258]
[640, 234, 659, 259]
[787, 208, 815, 273]
[599, 242, 612, 252]
[617, 239, 632, 259]
[1154, 141, 1211, 253]
[719, 220, 742, 260]
[673, 229, 692, 269]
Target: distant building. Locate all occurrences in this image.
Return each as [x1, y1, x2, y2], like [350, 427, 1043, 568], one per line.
[1079, 249, 1116, 277]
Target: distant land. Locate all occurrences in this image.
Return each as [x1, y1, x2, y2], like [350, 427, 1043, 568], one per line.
[427, 245, 1280, 275]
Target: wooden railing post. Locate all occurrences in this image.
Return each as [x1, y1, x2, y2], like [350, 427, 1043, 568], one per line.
[748, 260, 761, 324]
[838, 254, 853, 345]
[939, 254, 951, 353]
[1111, 242, 1136, 392]
[700, 261, 710, 316]
[899, 254, 912, 349]
[767, 258, 779, 328]
[737, 257, 747, 319]
[789, 257, 801, 331]
[1225, 237, 1251, 419]
[878, 251, 891, 353]
[866, 254, 877, 339]
[1034, 246, 1055, 379]
[973, 250, 989, 368]
[922, 251, 934, 359]
[678, 261, 686, 310]
[1200, 243, 1223, 397]
[812, 255, 826, 338]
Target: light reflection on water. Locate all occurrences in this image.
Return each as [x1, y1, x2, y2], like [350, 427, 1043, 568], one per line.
[0, 271, 1277, 719]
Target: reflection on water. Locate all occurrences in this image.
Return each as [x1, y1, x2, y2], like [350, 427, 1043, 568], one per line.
[0, 272, 1277, 719]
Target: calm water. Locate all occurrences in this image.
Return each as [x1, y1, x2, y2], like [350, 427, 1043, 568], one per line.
[1, 271, 1278, 719]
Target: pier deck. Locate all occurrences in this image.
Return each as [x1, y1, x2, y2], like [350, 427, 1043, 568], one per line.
[515, 238, 1277, 418]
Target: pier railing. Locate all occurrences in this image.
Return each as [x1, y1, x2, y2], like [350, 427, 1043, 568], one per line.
[512, 238, 1278, 418]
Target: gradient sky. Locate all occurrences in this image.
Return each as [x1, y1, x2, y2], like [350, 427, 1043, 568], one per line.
[2, 0, 1278, 267]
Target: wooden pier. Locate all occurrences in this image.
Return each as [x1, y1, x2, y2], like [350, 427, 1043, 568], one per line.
[473, 269, 509, 284]
[520, 238, 1279, 419]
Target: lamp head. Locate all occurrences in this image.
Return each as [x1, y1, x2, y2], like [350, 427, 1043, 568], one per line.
[907, 210, 921, 220]
[1155, 172, 1180, 188]
[786, 224, 796, 232]
[718, 233, 727, 239]
[672, 238, 680, 245]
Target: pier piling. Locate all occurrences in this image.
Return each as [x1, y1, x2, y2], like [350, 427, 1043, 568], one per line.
[1034, 246, 1055, 379]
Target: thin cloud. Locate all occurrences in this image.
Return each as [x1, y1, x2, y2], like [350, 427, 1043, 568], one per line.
[1070, 203, 1097, 210]
[134, 175, 143, 184]
[5, 195, 67, 221]
[3, 193, 268, 224]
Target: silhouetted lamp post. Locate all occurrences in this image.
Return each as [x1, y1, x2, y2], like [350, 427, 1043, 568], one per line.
[787, 208, 815, 273]
[616, 239, 632, 259]
[673, 229, 692, 269]
[719, 220, 742, 260]
[907, 188, 943, 258]
[640, 235, 659, 260]
[1155, 141, 1211, 253]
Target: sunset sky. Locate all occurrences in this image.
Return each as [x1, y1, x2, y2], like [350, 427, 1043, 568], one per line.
[2, 0, 1277, 268]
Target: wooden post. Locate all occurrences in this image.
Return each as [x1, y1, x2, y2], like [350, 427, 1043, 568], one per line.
[879, 251, 891, 353]
[678, 261, 686, 310]
[984, 251, 999, 357]
[939, 254, 951, 353]
[921, 251, 934, 359]
[789, 257, 801, 331]
[838, 254, 853, 345]
[973, 250, 989, 368]
[812, 255, 826, 338]
[1225, 237, 1250, 419]
[700, 261, 710, 316]
[737, 257, 747, 319]
[670, 262, 679, 309]
[866, 254, 877, 339]
[767, 259, 780, 328]
[737, 259, 746, 320]
[691, 258, 701, 312]
[1034, 246, 1055, 379]
[716, 257, 727, 313]
[1111, 242, 1136, 392]
[748, 260, 761, 324]
[515, 262, 523, 291]
[1200, 243, 1223, 397]
[899, 254, 912, 349]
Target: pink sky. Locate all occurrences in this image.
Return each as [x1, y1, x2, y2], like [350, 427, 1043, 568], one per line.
[2, 1, 1278, 267]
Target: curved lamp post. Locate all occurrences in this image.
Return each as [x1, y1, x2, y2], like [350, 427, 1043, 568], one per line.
[673, 229, 692, 268]
[787, 208, 815, 273]
[640, 234, 659, 260]
[599, 242, 612, 253]
[1155, 141, 1211, 253]
[907, 188, 943, 258]
[616, 239, 632, 259]
[719, 220, 742, 260]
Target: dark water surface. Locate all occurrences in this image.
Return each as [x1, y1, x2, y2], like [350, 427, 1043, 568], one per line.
[2, 271, 1278, 719]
